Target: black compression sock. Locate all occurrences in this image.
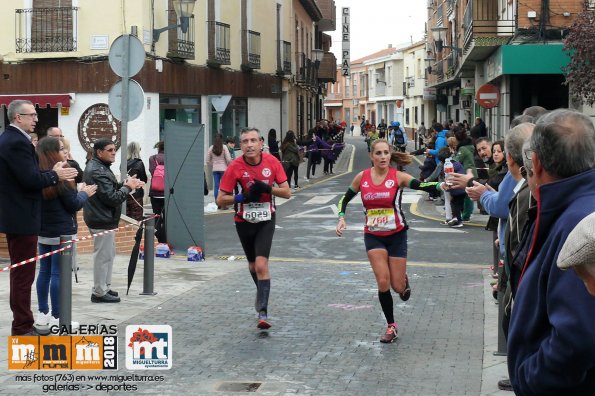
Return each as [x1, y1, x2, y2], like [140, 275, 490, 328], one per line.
[256, 279, 271, 314]
[378, 290, 395, 324]
[249, 271, 258, 286]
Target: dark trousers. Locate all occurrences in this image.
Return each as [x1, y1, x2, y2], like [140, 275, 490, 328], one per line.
[306, 157, 317, 178]
[323, 158, 334, 174]
[7, 234, 38, 335]
[151, 196, 164, 216]
[285, 164, 299, 187]
[450, 194, 465, 221]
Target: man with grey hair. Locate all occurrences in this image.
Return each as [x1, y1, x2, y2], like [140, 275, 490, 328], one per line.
[557, 212, 595, 296]
[507, 108, 595, 395]
[46, 126, 63, 138]
[0, 100, 77, 335]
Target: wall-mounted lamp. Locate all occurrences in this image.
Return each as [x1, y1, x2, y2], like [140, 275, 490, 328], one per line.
[153, 0, 197, 42]
[312, 48, 324, 66]
[431, 24, 461, 54]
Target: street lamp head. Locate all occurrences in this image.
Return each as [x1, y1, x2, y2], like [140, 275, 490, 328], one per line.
[431, 25, 447, 42]
[431, 25, 447, 53]
[173, 0, 197, 33]
[153, 0, 197, 42]
[312, 48, 324, 64]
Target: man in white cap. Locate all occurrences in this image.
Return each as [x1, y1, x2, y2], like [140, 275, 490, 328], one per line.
[557, 212, 595, 296]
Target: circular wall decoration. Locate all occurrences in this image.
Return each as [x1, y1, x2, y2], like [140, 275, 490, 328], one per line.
[78, 103, 121, 152]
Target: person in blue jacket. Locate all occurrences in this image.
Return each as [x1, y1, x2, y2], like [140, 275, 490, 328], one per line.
[507, 109, 595, 395]
[34, 137, 97, 331]
[425, 122, 448, 164]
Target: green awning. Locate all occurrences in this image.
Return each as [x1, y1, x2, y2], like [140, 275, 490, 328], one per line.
[485, 44, 570, 80]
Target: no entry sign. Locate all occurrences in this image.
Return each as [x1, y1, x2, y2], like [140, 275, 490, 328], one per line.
[476, 84, 501, 109]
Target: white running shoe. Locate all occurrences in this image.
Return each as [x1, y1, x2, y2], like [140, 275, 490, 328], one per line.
[49, 316, 80, 331]
[35, 311, 51, 327]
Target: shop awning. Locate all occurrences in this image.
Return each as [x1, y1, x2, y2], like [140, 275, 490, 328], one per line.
[0, 94, 71, 108]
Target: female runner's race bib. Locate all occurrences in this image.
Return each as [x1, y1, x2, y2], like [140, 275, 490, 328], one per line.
[366, 208, 396, 231]
[243, 202, 272, 223]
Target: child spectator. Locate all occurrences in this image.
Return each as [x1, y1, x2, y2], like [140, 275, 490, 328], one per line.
[438, 147, 466, 227]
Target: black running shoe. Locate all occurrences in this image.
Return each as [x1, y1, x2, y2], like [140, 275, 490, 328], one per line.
[399, 274, 411, 301]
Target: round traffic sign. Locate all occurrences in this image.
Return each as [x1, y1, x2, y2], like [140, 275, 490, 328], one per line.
[476, 84, 501, 109]
[108, 34, 145, 78]
[108, 79, 145, 121]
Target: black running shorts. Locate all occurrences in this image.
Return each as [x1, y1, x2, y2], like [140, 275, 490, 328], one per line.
[235, 216, 276, 262]
[364, 230, 407, 258]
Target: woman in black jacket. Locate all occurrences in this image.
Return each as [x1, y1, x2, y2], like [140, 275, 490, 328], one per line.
[268, 128, 281, 161]
[126, 141, 148, 220]
[35, 137, 96, 330]
[281, 130, 301, 189]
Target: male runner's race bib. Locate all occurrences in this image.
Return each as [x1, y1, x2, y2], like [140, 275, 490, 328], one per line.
[366, 208, 396, 231]
[243, 202, 272, 223]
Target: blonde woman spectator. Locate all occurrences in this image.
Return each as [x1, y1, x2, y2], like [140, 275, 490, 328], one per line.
[126, 142, 148, 221]
[29, 132, 39, 146]
[61, 137, 83, 184]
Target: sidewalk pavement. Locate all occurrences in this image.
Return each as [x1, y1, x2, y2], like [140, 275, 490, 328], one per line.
[414, 196, 510, 396]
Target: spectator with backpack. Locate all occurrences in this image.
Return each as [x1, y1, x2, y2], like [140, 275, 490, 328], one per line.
[389, 121, 407, 153]
[149, 141, 166, 242]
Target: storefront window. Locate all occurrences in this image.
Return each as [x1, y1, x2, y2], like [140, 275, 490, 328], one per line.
[211, 97, 247, 144]
[159, 97, 201, 141]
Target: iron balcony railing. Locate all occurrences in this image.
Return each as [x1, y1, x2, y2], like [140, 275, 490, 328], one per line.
[207, 21, 230, 65]
[296, 52, 307, 82]
[242, 30, 261, 69]
[15, 7, 78, 53]
[463, 0, 516, 52]
[166, 9, 195, 59]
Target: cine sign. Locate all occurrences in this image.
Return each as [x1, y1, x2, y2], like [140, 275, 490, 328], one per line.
[342, 7, 350, 77]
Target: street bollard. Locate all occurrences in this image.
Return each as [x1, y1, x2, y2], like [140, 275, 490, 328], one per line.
[59, 236, 73, 335]
[141, 217, 157, 295]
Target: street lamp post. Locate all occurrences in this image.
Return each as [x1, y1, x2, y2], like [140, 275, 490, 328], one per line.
[312, 49, 324, 121]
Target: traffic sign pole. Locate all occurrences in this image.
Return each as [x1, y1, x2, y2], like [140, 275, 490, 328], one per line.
[120, 35, 131, 215]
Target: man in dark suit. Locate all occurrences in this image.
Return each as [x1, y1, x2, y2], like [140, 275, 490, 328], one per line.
[0, 99, 77, 336]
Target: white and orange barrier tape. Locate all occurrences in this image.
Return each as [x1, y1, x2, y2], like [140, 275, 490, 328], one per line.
[0, 215, 158, 273]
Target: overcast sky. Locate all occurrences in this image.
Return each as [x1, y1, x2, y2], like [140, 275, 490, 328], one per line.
[329, 0, 428, 61]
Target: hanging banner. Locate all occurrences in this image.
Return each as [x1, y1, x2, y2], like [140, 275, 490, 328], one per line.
[342, 7, 350, 77]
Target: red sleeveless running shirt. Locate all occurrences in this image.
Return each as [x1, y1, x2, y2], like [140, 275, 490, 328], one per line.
[359, 167, 405, 235]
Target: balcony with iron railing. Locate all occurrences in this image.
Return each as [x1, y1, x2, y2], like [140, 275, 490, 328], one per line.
[241, 30, 261, 70]
[276, 40, 292, 75]
[166, 9, 195, 60]
[436, 61, 444, 83]
[15, 7, 78, 53]
[463, 0, 516, 54]
[296, 52, 307, 82]
[207, 21, 230, 66]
